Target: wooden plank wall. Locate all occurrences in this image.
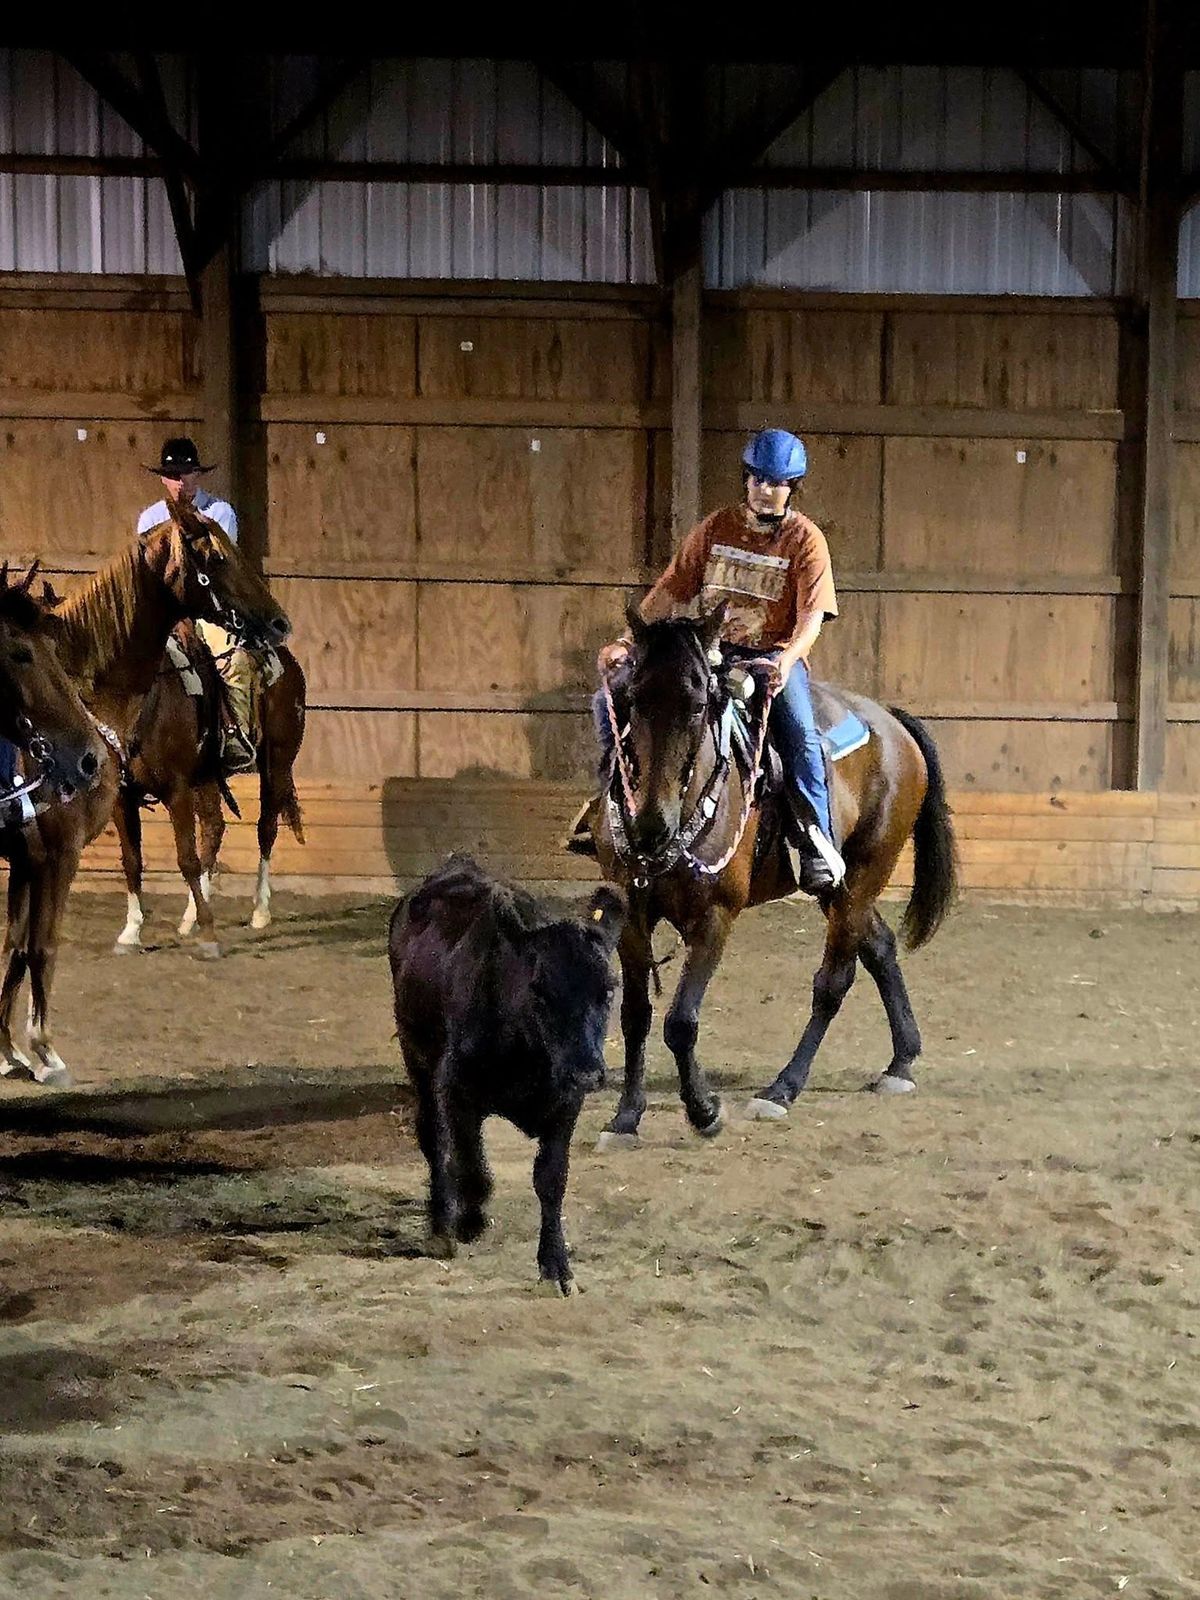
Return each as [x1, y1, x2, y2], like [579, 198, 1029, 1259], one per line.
[2, 273, 1200, 900]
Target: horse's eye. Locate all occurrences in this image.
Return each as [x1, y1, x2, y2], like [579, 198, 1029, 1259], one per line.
[10, 647, 33, 666]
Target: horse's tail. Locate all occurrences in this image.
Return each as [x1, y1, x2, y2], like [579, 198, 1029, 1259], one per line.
[888, 706, 959, 950]
[282, 785, 306, 845]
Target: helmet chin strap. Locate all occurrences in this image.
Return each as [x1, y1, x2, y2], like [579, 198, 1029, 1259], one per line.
[745, 485, 794, 530]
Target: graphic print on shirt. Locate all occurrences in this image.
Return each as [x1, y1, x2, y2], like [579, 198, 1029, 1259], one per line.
[701, 543, 790, 646]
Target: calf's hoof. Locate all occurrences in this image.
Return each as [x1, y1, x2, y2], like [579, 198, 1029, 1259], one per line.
[596, 1130, 640, 1152]
[691, 1098, 726, 1138]
[427, 1231, 457, 1260]
[537, 1267, 578, 1297]
[744, 1096, 789, 1121]
[870, 1073, 917, 1095]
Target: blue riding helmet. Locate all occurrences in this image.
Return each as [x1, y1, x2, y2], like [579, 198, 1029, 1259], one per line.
[742, 428, 807, 483]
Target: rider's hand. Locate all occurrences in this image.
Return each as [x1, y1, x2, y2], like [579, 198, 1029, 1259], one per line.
[597, 640, 631, 675]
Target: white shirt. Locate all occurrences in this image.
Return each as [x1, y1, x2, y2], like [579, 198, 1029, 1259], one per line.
[137, 487, 238, 543]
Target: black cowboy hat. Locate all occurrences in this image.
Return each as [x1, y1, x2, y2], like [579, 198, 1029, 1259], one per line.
[144, 437, 216, 478]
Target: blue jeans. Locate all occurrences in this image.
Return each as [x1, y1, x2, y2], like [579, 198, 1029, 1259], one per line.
[0, 737, 16, 789]
[592, 655, 831, 837]
[769, 659, 833, 839]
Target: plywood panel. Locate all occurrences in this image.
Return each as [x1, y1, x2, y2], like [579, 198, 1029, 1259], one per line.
[419, 318, 652, 404]
[261, 424, 417, 569]
[294, 709, 416, 783]
[418, 584, 626, 696]
[881, 594, 1117, 702]
[701, 432, 883, 572]
[417, 711, 594, 782]
[882, 439, 1118, 576]
[704, 309, 884, 404]
[928, 721, 1117, 791]
[1167, 598, 1200, 702]
[0, 309, 198, 395]
[1174, 315, 1200, 410]
[1171, 442, 1200, 581]
[273, 578, 416, 696]
[416, 428, 648, 571]
[811, 595, 882, 698]
[0, 421, 182, 563]
[264, 313, 417, 397]
[886, 313, 1119, 409]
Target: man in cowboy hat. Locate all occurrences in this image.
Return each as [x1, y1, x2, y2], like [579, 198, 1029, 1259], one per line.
[137, 437, 257, 775]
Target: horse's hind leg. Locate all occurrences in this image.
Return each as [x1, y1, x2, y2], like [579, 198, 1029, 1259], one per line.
[113, 789, 148, 952]
[0, 867, 33, 1076]
[598, 920, 654, 1147]
[858, 909, 922, 1094]
[748, 897, 861, 1116]
[662, 906, 734, 1137]
[252, 767, 281, 930]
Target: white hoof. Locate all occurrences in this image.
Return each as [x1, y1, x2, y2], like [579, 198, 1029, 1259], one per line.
[250, 906, 272, 930]
[112, 938, 145, 955]
[177, 919, 195, 939]
[194, 941, 221, 961]
[0, 1043, 33, 1078]
[30, 1046, 72, 1088]
[872, 1073, 917, 1095]
[744, 1097, 789, 1121]
[595, 1131, 640, 1152]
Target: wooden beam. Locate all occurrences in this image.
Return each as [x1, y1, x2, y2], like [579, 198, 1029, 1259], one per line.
[59, 48, 199, 179]
[1133, 0, 1184, 790]
[670, 260, 703, 542]
[748, 167, 1129, 195]
[537, 60, 641, 169]
[199, 245, 238, 514]
[1016, 68, 1134, 194]
[135, 51, 198, 305]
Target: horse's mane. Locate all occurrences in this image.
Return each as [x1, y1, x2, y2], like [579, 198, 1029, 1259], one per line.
[53, 538, 158, 684]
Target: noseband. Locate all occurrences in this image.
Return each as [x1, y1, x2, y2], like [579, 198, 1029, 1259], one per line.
[604, 633, 779, 886]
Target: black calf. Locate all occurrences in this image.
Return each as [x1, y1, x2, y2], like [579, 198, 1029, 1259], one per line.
[388, 855, 626, 1293]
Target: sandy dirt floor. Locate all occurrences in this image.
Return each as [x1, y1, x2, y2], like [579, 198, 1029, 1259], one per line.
[0, 886, 1197, 1599]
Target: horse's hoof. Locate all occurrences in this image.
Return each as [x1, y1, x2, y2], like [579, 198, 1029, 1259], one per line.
[112, 940, 144, 955]
[871, 1073, 917, 1095]
[744, 1097, 789, 1121]
[194, 941, 222, 961]
[34, 1067, 72, 1090]
[0, 1054, 33, 1080]
[177, 922, 195, 939]
[693, 1099, 726, 1138]
[250, 907, 272, 930]
[596, 1130, 640, 1152]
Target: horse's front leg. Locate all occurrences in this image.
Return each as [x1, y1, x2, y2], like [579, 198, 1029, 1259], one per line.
[664, 904, 735, 1137]
[168, 787, 219, 958]
[599, 919, 654, 1148]
[25, 845, 81, 1086]
[0, 864, 33, 1076]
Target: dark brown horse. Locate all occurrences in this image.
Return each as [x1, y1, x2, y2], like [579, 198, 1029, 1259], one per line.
[112, 639, 306, 952]
[1, 506, 290, 1084]
[590, 604, 958, 1144]
[0, 561, 107, 820]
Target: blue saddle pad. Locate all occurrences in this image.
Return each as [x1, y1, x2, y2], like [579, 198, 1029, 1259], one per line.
[0, 737, 17, 788]
[820, 712, 870, 762]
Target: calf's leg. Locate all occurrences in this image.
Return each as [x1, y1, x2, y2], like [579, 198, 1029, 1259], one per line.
[534, 1114, 578, 1294]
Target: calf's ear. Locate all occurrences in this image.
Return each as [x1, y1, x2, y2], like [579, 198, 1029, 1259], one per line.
[583, 882, 626, 953]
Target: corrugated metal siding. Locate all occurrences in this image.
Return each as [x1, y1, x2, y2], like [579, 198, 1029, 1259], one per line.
[708, 67, 1135, 295]
[243, 57, 652, 282]
[0, 49, 186, 274]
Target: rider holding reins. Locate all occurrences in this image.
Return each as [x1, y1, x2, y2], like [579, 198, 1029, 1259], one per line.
[595, 428, 845, 893]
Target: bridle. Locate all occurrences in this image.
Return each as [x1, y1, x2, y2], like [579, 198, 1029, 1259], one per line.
[0, 710, 119, 827]
[603, 632, 779, 887]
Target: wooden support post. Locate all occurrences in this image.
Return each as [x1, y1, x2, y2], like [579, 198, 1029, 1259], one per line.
[1132, 0, 1183, 790]
[200, 244, 238, 512]
[670, 260, 702, 544]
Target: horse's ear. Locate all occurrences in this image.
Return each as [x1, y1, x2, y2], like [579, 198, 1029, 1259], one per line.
[698, 599, 728, 653]
[17, 558, 40, 595]
[0, 561, 8, 592]
[624, 602, 648, 643]
[40, 578, 62, 609]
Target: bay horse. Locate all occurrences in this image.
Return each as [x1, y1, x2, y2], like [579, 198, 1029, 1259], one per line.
[589, 603, 958, 1142]
[112, 639, 306, 952]
[0, 505, 289, 1084]
[0, 561, 108, 826]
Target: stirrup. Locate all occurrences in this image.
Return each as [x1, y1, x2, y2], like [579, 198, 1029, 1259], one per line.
[221, 728, 258, 776]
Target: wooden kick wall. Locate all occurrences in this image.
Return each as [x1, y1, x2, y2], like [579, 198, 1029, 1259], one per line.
[3, 272, 1200, 897]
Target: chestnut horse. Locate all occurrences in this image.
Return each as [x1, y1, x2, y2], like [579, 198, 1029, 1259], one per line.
[0, 505, 289, 1084]
[590, 604, 958, 1143]
[112, 640, 307, 951]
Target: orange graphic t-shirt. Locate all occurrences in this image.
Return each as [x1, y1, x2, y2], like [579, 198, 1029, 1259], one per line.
[654, 507, 837, 653]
